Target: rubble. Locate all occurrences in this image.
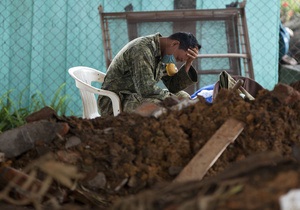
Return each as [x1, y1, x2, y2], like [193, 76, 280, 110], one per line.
[111, 152, 300, 210]
[0, 82, 299, 210]
[0, 120, 69, 158]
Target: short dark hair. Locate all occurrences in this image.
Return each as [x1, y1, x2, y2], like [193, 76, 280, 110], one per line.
[168, 32, 201, 51]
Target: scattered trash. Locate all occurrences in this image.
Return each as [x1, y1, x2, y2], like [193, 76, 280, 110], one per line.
[280, 189, 300, 210]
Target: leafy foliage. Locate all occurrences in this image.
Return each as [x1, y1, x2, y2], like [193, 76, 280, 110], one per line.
[0, 84, 70, 133]
[281, 0, 300, 22]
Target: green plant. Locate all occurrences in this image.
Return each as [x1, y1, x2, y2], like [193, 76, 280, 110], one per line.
[281, 0, 300, 22]
[0, 91, 28, 132]
[31, 83, 70, 116]
[0, 83, 70, 133]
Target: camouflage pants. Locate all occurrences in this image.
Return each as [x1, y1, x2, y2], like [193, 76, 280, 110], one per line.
[98, 90, 190, 117]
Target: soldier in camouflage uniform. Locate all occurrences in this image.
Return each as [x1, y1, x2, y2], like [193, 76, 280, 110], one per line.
[98, 32, 201, 116]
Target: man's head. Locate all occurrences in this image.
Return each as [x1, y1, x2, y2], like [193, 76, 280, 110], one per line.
[168, 32, 201, 51]
[163, 32, 201, 63]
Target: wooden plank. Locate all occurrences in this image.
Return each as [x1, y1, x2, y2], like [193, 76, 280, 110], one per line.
[174, 118, 245, 183]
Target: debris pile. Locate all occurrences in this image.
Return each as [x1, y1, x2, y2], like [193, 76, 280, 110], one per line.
[0, 82, 299, 210]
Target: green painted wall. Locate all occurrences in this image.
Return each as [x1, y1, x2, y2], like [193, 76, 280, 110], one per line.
[1, 0, 105, 116]
[0, 0, 280, 117]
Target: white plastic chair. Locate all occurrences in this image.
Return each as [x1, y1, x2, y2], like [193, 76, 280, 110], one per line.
[68, 66, 121, 119]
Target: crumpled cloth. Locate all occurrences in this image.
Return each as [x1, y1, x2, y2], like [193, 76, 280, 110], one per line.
[213, 71, 264, 101]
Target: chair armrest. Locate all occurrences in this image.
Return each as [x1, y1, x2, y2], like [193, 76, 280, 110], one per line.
[75, 80, 121, 116]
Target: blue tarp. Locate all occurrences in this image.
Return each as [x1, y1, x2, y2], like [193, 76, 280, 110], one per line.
[279, 22, 290, 60]
[190, 84, 215, 103]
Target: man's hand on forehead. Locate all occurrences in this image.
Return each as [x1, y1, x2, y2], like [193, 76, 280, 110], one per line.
[191, 47, 199, 52]
[187, 48, 199, 58]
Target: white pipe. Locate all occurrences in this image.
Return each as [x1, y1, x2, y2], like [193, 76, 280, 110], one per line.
[197, 53, 248, 58]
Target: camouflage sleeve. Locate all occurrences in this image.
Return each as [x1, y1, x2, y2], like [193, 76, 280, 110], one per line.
[162, 65, 198, 93]
[126, 47, 169, 100]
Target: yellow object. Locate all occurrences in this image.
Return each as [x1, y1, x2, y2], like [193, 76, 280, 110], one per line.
[166, 63, 178, 76]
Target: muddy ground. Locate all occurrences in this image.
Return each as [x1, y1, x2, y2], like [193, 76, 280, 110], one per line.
[1, 81, 300, 210]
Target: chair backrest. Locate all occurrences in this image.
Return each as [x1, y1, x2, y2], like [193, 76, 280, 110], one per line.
[68, 66, 121, 118]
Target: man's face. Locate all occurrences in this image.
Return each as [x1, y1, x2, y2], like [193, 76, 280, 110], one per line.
[174, 48, 190, 62]
[166, 41, 187, 62]
[166, 40, 199, 63]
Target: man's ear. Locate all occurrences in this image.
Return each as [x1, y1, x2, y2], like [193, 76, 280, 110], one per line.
[171, 40, 180, 47]
[172, 40, 180, 47]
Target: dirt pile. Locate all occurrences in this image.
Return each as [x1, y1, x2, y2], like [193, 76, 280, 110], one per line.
[112, 152, 300, 210]
[2, 82, 300, 210]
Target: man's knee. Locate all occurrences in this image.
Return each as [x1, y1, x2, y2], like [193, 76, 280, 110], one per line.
[174, 90, 190, 99]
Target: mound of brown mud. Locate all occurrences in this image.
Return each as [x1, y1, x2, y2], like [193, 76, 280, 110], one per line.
[4, 83, 300, 210]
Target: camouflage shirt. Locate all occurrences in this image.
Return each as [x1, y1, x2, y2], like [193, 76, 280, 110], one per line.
[98, 33, 198, 116]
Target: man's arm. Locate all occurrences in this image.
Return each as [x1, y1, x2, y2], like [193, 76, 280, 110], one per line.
[185, 48, 199, 72]
[129, 50, 169, 100]
[162, 65, 198, 93]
